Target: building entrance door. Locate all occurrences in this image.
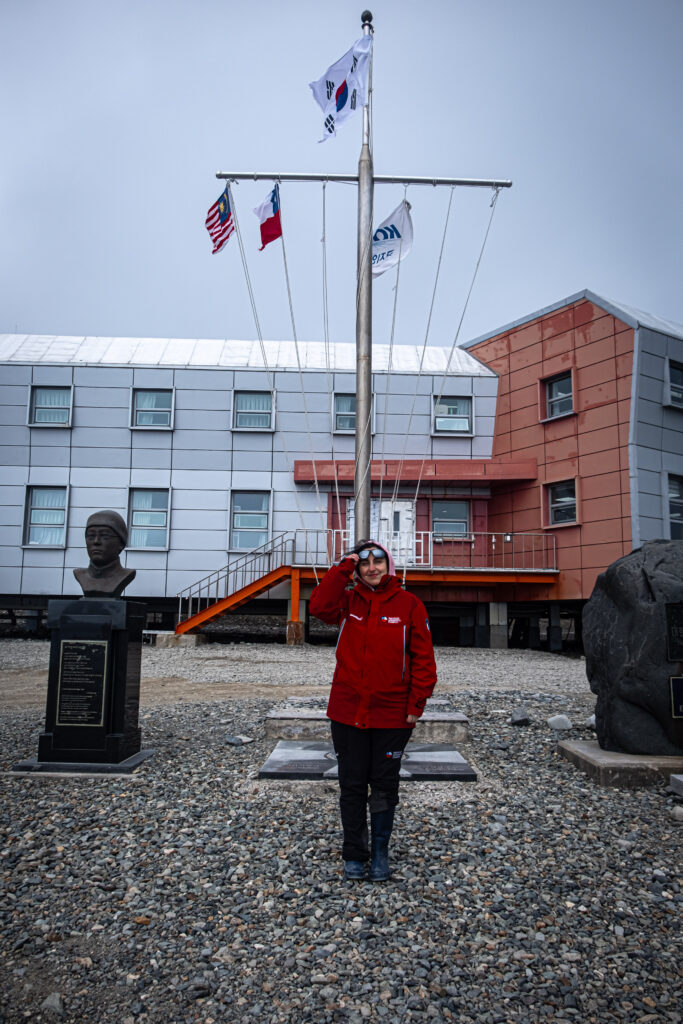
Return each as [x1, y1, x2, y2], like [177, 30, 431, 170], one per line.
[347, 499, 416, 565]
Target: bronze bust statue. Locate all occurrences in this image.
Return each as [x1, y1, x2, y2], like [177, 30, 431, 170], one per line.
[74, 511, 136, 598]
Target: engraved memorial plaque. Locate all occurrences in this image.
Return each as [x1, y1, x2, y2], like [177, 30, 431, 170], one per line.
[671, 677, 683, 720]
[666, 604, 683, 661]
[56, 639, 108, 727]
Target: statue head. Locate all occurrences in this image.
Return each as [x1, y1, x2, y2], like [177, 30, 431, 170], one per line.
[85, 510, 127, 567]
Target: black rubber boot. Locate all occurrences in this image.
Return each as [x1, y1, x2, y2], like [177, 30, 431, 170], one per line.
[369, 808, 395, 881]
[343, 860, 366, 880]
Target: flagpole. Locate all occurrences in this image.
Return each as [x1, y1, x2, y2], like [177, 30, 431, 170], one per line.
[354, 9, 374, 545]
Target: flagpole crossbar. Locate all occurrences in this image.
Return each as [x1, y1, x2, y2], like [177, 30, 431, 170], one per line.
[216, 172, 512, 189]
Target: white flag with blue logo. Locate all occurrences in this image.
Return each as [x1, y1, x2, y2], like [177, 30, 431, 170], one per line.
[372, 200, 413, 277]
[309, 34, 372, 142]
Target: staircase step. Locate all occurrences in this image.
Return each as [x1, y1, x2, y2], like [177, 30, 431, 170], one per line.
[265, 705, 469, 744]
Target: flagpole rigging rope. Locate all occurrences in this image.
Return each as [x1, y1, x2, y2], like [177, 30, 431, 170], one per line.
[377, 185, 409, 515]
[408, 187, 503, 539]
[227, 183, 320, 583]
[321, 181, 343, 559]
[278, 198, 327, 556]
[389, 186, 456, 514]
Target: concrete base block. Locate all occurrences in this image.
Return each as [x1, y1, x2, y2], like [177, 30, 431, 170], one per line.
[670, 774, 683, 796]
[264, 707, 469, 743]
[286, 621, 305, 646]
[152, 632, 208, 648]
[558, 739, 683, 788]
[11, 749, 155, 777]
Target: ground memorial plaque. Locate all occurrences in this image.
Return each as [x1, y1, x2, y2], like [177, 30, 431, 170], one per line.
[584, 539, 683, 756]
[259, 741, 477, 782]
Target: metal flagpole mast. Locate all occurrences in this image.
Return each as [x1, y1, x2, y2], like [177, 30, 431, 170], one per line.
[354, 9, 374, 544]
[215, 12, 513, 549]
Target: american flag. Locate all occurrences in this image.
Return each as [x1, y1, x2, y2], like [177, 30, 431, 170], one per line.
[205, 185, 234, 254]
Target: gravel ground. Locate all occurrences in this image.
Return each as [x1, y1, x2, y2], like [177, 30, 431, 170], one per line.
[1, 640, 681, 1024]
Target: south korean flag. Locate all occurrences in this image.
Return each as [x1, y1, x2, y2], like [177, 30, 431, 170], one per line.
[309, 34, 372, 142]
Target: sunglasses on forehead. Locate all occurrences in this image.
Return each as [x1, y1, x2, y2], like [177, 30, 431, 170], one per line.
[357, 547, 387, 563]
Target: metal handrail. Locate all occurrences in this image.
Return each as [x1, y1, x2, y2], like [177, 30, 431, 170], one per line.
[176, 529, 557, 625]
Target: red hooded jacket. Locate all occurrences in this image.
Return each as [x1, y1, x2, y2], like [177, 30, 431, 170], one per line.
[309, 557, 437, 729]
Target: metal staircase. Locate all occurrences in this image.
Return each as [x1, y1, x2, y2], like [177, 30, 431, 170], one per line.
[175, 528, 558, 635]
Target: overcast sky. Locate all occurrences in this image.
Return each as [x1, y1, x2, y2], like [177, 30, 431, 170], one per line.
[2, 0, 682, 351]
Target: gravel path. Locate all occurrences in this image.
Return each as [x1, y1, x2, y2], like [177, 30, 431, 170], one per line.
[1, 641, 681, 1024]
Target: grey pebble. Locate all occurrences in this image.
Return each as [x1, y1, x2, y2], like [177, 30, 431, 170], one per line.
[40, 993, 64, 1016]
[547, 713, 573, 730]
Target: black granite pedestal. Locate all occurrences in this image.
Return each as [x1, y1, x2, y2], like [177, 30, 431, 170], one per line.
[34, 598, 147, 765]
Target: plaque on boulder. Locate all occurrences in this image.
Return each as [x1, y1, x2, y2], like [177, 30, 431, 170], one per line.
[584, 540, 683, 756]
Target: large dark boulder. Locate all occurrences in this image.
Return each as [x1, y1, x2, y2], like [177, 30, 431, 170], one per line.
[584, 540, 683, 756]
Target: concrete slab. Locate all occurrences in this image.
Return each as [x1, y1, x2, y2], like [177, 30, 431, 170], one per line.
[265, 707, 469, 744]
[258, 740, 477, 782]
[670, 774, 683, 797]
[148, 632, 207, 648]
[11, 749, 155, 777]
[558, 740, 683, 788]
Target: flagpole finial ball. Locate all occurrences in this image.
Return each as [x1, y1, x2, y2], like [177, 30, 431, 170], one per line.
[361, 10, 373, 25]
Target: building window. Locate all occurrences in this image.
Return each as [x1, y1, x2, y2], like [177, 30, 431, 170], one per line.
[231, 492, 269, 549]
[433, 396, 472, 434]
[334, 394, 356, 432]
[233, 391, 273, 430]
[24, 487, 67, 546]
[29, 386, 72, 426]
[132, 389, 173, 428]
[432, 500, 469, 537]
[669, 475, 683, 540]
[544, 372, 573, 419]
[548, 480, 577, 525]
[669, 361, 683, 408]
[128, 489, 170, 548]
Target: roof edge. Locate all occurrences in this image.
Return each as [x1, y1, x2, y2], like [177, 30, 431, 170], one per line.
[460, 289, 683, 348]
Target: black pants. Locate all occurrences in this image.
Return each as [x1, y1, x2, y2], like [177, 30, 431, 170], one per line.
[330, 720, 412, 861]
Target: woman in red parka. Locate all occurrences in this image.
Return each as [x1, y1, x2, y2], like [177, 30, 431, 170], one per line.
[309, 538, 437, 881]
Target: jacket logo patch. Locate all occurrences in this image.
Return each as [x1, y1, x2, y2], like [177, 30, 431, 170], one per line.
[385, 750, 403, 759]
[380, 616, 402, 624]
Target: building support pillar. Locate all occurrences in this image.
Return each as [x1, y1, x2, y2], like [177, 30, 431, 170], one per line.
[474, 604, 489, 648]
[489, 601, 508, 649]
[548, 604, 562, 652]
[286, 568, 304, 646]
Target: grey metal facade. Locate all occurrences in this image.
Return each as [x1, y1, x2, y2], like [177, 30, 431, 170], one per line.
[630, 326, 683, 545]
[0, 338, 497, 600]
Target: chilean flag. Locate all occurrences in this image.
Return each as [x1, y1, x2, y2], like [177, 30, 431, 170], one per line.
[253, 184, 282, 250]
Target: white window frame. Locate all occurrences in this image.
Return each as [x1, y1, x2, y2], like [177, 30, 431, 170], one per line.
[27, 385, 73, 427]
[547, 480, 577, 526]
[130, 388, 175, 430]
[665, 359, 683, 409]
[431, 499, 470, 539]
[229, 490, 271, 550]
[543, 372, 574, 421]
[668, 474, 683, 540]
[332, 392, 375, 435]
[232, 390, 275, 432]
[23, 485, 69, 548]
[128, 488, 171, 550]
[432, 395, 474, 436]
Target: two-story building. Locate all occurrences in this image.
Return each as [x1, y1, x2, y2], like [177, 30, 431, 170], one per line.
[1, 289, 681, 648]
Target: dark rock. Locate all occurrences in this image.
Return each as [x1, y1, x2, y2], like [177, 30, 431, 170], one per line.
[510, 708, 531, 726]
[583, 540, 683, 755]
